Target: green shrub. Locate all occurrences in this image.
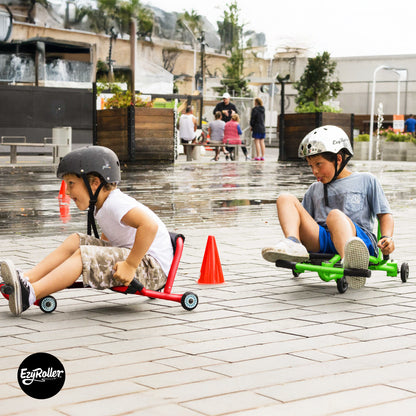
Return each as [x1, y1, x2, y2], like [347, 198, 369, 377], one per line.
[354, 134, 369, 142]
[295, 102, 341, 113]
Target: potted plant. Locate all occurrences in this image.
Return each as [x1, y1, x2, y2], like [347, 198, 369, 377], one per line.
[353, 134, 373, 160]
[95, 84, 175, 163]
[379, 128, 416, 161]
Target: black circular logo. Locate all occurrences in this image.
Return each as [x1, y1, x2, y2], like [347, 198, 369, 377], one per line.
[17, 353, 65, 399]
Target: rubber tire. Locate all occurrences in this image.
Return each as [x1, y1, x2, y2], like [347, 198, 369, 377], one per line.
[336, 277, 348, 294]
[39, 296, 57, 313]
[0, 284, 13, 295]
[400, 262, 409, 283]
[181, 292, 198, 311]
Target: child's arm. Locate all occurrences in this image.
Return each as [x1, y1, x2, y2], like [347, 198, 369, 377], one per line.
[113, 207, 158, 286]
[377, 213, 395, 255]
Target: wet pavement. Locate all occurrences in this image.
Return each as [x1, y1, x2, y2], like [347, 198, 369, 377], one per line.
[1, 147, 416, 415]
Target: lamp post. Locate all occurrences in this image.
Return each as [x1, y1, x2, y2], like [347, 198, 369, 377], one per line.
[267, 71, 279, 145]
[369, 66, 407, 159]
[277, 74, 290, 161]
[181, 21, 197, 92]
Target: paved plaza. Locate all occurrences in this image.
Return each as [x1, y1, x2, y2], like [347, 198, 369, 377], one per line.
[1, 147, 416, 415]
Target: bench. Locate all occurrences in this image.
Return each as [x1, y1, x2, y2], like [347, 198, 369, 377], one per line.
[0, 136, 59, 164]
[181, 140, 252, 160]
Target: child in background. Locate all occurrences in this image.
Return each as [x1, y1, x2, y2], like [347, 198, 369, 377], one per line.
[208, 111, 227, 161]
[223, 113, 249, 161]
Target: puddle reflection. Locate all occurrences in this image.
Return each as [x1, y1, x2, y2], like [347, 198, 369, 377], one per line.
[0, 160, 415, 237]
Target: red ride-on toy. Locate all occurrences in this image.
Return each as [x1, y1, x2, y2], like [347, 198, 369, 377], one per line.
[1, 233, 199, 313]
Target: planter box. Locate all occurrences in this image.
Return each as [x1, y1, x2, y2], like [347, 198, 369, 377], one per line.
[278, 112, 354, 161]
[353, 141, 375, 160]
[96, 107, 174, 163]
[354, 140, 416, 161]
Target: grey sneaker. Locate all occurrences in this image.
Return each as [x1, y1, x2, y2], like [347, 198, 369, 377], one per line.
[343, 237, 369, 289]
[262, 238, 309, 263]
[1, 260, 31, 316]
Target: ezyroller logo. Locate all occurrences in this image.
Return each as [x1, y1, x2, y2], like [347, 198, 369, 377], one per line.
[17, 353, 65, 399]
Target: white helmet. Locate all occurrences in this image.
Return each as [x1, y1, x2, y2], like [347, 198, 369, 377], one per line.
[298, 125, 353, 158]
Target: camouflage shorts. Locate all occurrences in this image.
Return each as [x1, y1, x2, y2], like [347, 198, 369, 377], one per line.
[78, 233, 167, 291]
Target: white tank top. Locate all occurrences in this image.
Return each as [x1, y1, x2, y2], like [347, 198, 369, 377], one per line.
[179, 114, 196, 141]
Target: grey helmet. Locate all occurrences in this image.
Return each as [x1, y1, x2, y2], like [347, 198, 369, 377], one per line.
[57, 146, 121, 238]
[298, 125, 353, 159]
[57, 145, 121, 183]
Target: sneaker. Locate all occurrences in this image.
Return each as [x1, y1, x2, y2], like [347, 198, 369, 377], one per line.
[260, 157, 265, 161]
[254, 157, 261, 161]
[1, 260, 31, 316]
[262, 238, 309, 263]
[343, 237, 369, 289]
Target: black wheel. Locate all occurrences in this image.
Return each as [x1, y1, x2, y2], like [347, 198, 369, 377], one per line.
[0, 284, 13, 295]
[292, 270, 300, 278]
[336, 277, 348, 294]
[39, 296, 57, 313]
[400, 262, 409, 283]
[181, 292, 198, 311]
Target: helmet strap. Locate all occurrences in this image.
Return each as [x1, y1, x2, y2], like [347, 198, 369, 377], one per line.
[324, 153, 352, 206]
[81, 174, 104, 238]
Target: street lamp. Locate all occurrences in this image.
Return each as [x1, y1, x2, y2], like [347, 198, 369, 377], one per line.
[181, 21, 197, 92]
[368, 65, 407, 160]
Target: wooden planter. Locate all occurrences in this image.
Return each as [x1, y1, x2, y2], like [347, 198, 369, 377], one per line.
[96, 107, 174, 163]
[278, 113, 354, 161]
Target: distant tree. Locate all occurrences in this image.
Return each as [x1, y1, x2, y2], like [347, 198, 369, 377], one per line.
[217, 1, 240, 54]
[294, 51, 343, 112]
[75, 0, 153, 82]
[75, 0, 153, 38]
[176, 9, 202, 41]
[216, 1, 249, 97]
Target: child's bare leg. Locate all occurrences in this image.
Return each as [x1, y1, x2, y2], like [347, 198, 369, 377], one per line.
[255, 140, 261, 157]
[276, 193, 320, 252]
[326, 209, 356, 258]
[32, 249, 83, 299]
[25, 233, 81, 284]
[260, 140, 265, 158]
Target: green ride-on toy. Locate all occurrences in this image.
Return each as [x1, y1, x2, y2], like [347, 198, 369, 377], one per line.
[275, 228, 409, 293]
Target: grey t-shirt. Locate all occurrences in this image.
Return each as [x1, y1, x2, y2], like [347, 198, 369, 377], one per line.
[208, 119, 225, 142]
[302, 172, 391, 247]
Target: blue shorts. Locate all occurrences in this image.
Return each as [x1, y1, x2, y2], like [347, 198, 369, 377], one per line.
[318, 223, 376, 256]
[252, 132, 266, 139]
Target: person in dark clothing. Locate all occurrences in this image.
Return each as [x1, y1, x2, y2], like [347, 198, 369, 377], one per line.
[213, 92, 250, 160]
[213, 92, 238, 122]
[250, 97, 266, 160]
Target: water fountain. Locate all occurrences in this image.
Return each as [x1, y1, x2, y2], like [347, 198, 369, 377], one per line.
[0, 38, 93, 87]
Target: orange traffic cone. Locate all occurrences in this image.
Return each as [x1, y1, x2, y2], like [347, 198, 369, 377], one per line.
[198, 235, 224, 284]
[58, 180, 66, 199]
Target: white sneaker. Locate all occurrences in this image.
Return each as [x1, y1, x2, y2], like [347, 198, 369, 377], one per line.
[262, 238, 309, 263]
[343, 237, 369, 289]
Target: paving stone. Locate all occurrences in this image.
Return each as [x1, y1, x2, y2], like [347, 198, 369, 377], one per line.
[1, 153, 416, 414]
